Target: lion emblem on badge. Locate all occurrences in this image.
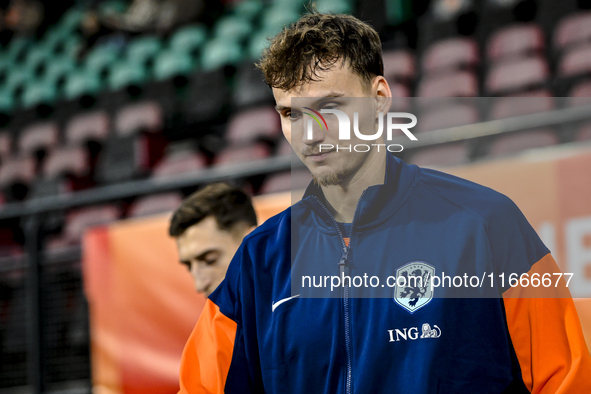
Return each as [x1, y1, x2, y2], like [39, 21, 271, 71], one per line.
[394, 261, 435, 313]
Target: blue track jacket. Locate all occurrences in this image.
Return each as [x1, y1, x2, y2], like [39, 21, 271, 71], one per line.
[178, 154, 591, 393]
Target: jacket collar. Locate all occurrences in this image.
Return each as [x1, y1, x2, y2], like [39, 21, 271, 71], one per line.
[301, 153, 419, 232]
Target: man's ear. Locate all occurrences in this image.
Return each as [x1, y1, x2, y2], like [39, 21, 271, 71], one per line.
[373, 75, 392, 114]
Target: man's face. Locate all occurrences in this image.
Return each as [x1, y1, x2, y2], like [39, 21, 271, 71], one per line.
[175, 216, 246, 297]
[273, 62, 389, 186]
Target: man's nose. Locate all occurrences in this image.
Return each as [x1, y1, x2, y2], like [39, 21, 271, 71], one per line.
[303, 117, 326, 145]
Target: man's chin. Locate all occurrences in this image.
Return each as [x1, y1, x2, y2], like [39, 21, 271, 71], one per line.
[312, 171, 348, 187]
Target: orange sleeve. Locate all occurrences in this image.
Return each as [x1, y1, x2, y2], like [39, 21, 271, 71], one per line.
[178, 299, 238, 394]
[503, 253, 591, 393]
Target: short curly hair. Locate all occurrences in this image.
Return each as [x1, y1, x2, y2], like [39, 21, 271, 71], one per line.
[256, 11, 383, 91]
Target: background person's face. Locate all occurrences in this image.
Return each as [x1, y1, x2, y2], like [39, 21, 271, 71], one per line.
[175, 216, 244, 297]
[273, 63, 386, 186]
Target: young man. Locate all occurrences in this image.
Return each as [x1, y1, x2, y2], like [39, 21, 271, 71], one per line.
[177, 12, 591, 393]
[169, 183, 257, 297]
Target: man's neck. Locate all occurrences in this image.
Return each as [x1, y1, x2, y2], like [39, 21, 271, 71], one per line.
[321, 152, 387, 223]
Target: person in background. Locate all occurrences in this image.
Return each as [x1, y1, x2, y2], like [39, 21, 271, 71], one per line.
[168, 182, 257, 296]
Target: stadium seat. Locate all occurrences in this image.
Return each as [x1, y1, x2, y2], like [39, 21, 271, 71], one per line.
[183, 69, 229, 123]
[0, 88, 15, 113]
[213, 15, 252, 42]
[382, 49, 415, 85]
[261, 6, 301, 35]
[200, 39, 243, 71]
[44, 57, 77, 85]
[21, 79, 58, 108]
[108, 61, 148, 91]
[25, 44, 54, 73]
[225, 106, 280, 145]
[316, 0, 353, 14]
[569, 80, 591, 106]
[43, 145, 89, 178]
[417, 70, 478, 97]
[275, 138, 293, 156]
[153, 49, 194, 80]
[231, 61, 274, 109]
[487, 23, 545, 62]
[114, 101, 163, 136]
[417, 103, 480, 132]
[213, 143, 271, 166]
[576, 121, 591, 141]
[389, 83, 411, 111]
[247, 29, 275, 60]
[95, 136, 148, 183]
[0, 155, 36, 188]
[58, 205, 122, 245]
[128, 192, 184, 217]
[152, 147, 207, 178]
[63, 70, 102, 100]
[489, 95, 555, 119]
[260, 169, 313, 194]
[486, 56, 549, 95]
[422, 37, 479, 74]
[407, 143, 470, 167]
[554, 11, 591, 51]
[85, 44, 121, 75]
[169, 24, 208, 55]
[65, 111, 110, 145]
[230, 0, 264, 21]
[0, 131, 11, 157]
[18, 122, 59, 155]
[488, 130, 559, 157]
[558, 44, 591, 77]
[4, 67, 35, 94]
[126, 36, 162, 66]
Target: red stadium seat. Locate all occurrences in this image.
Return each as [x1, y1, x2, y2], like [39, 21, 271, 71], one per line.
[554, 11, 591, 50]
[487, 24, 545, 62]
[569, 80, 591, 106]
[0, 155, 36, 187]
[152, 149, 207, 177]
[225, 106, 281, 145]
[276, 138, 293, 157]
[486, 56, 549, 95]
[0, 130, 10, 157]
[407, 143, 469, 167]
[214, 143, 271, 166]
[65, 111, 110, 144]
[489, 95, 555, 120]
[114, 101, 163, 136]
[18, 121, 59, 155]
[576, 122, 591, 142]
[488, 130, 558, 157]
[422, 37, 479, 74]
[49, 204, 122, 248]
[382, 49, 415, 84]
[389, 83, 411, 111]
[417, 70, 478, 98]
[128, 192, 183, 217]
[43, 145, 89, 178]
[260, 170, 313, 194]
[558, 44, 591, 78]
[417, 103, 480, 132]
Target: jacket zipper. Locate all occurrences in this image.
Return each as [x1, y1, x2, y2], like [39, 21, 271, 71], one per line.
[311, 190, 367, 394]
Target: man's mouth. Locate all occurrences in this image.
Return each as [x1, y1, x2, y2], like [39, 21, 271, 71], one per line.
[305, 150, 334, 162]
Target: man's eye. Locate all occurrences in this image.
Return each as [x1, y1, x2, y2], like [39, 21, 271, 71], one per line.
[321, 102, 339, 110]
[205, 259, 217, 266]
[288, 111, 302, 120]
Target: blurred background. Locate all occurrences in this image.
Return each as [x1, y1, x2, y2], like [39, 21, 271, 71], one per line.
[1, 0, 591, 393]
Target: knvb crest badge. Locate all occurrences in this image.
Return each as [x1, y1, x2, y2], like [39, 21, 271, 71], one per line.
[394, 261, 435, 314]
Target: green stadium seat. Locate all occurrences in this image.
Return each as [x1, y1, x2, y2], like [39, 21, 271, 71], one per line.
[85, 44, 121, 74]
[58, 8, 85, 33]
[230, 0, 264, 21]
[200, 39, 243, 70]
[0, 89, 15, 112]
[316, 0, 353, 14]
[126, 36, 162, 65]
[4, 67, 35, 92]
[169, 24, 208, 54]
[153, 50, 194, 80]
[4, 36, 32, 62]
[25, 44, 54, 72]
[64, 70, 102, 100]
[213, 16, 252, 42]
[262, 7, 300, 34]
[44, 58, 78, 84]
[60, 35, 83, 58]
[108, 62, 147, 91]
[21, 79, 58, 108]
[248, 29, 275, 60]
